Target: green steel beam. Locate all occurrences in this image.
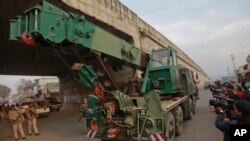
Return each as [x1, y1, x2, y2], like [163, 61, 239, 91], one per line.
[9, 0, 144, 68]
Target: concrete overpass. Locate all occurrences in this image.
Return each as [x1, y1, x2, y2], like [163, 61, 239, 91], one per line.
[0, 0, 210, 103]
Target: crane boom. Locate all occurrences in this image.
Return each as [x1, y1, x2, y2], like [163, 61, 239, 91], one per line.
[9, 0, 150, 91]
[9, 0, 148, 69]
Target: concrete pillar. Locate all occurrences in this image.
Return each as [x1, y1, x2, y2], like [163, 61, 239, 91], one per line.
[59, 75, 93, 104]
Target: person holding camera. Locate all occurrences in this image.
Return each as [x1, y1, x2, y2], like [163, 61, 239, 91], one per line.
[210, 80, 223, 96]
[233, 85, 245, 100]
[233, 101, 250, 124]
[210, 101, 250, 141]
[241, 72, 250, 101]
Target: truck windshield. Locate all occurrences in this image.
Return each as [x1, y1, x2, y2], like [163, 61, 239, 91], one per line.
[151, 49, 169, 67]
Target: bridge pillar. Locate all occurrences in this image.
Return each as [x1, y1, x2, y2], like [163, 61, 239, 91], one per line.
[59, 75, 92, 104]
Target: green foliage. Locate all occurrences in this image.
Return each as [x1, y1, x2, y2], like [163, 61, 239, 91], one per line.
[0, 84, 11, 99]
[16, 79, 35, 91]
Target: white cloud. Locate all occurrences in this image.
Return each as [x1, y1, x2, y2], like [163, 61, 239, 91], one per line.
[121, 0, 250, 79]
[153, 11, 250, 79]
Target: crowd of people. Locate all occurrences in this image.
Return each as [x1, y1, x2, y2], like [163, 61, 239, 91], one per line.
[209, 77, 250, 141]
[0, 103, 40, 141]
[210, 79, 249, 101]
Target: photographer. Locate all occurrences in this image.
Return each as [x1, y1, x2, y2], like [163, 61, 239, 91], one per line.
[233, 85, 245, 100]
[210, 82, 225, 99]
[210, 101, 250, 141]
[221, 82, 241, 101]
[210, 82, 240, 101]
[241, 72, 250, 101]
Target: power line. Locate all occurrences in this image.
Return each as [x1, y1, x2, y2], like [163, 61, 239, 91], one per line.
[141, 0, 182, 16]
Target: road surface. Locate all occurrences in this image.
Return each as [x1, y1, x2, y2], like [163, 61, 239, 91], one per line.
[0, 90, 222, 141]
[175, 90, 223, 141]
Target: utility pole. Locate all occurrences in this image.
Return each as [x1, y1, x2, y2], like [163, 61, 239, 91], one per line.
[227, 67, 230, 76]
[230, 54, 237, 81]
[230, 54, 236, 72]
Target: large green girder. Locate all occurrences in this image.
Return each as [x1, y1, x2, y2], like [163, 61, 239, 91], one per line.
[10, 0, 145, 69]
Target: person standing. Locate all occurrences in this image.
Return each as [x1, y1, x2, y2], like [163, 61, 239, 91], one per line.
[233, 85, 245, 100]
[0, 105, 4, 120]
[8, 105, 26, 141]
[241, 73, 250, 101]
[25, 103, 40, 136]
[210, 101, 250, 141]
[79, 97, 88, 134]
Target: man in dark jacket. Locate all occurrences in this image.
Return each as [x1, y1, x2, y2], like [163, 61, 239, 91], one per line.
[241, 72, 250, 101]
[214, 101, 250, 141]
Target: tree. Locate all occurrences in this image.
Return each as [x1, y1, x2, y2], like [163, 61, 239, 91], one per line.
[16, 79, 35, 91]
[0, 84, 11, 99]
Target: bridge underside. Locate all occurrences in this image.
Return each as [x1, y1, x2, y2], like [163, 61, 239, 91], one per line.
[0, 44, 74, 76]
[0, 0, 132, 76]
[1, 0, 62, 76]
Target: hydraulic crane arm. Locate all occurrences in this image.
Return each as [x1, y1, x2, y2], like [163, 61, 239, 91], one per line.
[9, 0, 150, 92]
[9, 0, 148, 69]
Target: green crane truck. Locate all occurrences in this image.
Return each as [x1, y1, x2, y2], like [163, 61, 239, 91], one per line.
[9, 1, 199, 141]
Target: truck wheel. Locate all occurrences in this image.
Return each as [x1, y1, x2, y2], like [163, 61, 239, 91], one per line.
[165, 112, 175, 141]
[174, 106, 183, 136]
[187, 98, 193, 120]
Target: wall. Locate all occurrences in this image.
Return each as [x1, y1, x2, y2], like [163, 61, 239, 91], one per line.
[61, 0, 210, 89]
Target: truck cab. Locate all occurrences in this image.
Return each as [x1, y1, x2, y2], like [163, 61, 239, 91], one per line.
[141, 47, 181, 95]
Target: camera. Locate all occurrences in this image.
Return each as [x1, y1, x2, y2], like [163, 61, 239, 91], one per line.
[209, 99, 226, 109]
[209, 96, 234, 118]
[209, 85, 225, 96]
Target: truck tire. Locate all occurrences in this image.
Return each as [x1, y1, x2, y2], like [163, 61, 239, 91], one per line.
[165, 112, 175, 141]
[187, 98, 193, 120]
[174, 106, 183, 136]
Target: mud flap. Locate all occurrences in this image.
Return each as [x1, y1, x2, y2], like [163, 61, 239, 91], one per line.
[149, 132, 164, 141]
[86, 130, 98, 138]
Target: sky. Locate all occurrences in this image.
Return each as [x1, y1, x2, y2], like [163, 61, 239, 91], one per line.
[0, 75, 58, 96]
[0, 75, 42, 95]
[120, 0, 250, 79]
[1, 0, 250, 95]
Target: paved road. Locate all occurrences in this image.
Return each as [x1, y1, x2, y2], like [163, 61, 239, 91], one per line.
[0, 90, 222, 141]
[175, 90, 223, 141]
[0, 104, 99, 141]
